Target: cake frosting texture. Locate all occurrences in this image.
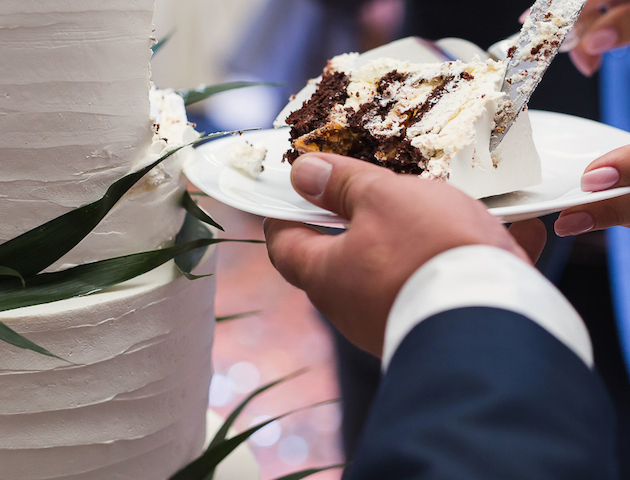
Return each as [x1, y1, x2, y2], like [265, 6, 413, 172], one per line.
[277, 43, 542, 199]
[0, 257, 217, 480]
[0, 2, 219, 479]
[0, 0, 196, 270]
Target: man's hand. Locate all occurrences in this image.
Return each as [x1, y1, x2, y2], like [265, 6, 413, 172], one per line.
[264, 153, 545, 356]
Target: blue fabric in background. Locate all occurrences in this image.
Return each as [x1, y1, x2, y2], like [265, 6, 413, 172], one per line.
[601, 48, 630, 375]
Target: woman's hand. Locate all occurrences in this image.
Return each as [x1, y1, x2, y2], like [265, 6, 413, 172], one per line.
[565, 0, 630, 76]
[555, 145, 630, 236]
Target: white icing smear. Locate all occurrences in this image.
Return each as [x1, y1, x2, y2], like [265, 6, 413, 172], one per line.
[228, 141, 267, 178]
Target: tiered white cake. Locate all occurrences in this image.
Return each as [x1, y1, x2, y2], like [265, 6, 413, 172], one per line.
[0, 1, 220, 478]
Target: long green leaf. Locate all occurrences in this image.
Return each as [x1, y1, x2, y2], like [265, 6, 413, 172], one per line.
[216, 310, 262, 323]
[0, 236, 262, 355]
[183, 190, 224, 231]
[189, 191, 209, 198]
[0, 132, 232, 277]
[0, 266, 25, 287]
[169, 399, 338, 480]
[272, 464, 347, 480]
[0, 322, 67, 362]
[178, 82, 283, 107]
[208, 368, 309, 451]
[152, 29, 176, 55]
[174, 213, 214, 276]
[0, 238, 261, 313]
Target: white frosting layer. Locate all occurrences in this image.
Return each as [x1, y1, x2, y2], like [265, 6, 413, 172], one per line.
[0, 249, 218, 480]
[0, 2, 219, 479]
[0, 1, 197, 270]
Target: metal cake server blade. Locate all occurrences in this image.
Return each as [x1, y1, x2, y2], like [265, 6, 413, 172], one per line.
[489, 0, 588, 152]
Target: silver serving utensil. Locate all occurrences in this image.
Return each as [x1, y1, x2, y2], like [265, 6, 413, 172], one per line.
[489, 0, 588, 152]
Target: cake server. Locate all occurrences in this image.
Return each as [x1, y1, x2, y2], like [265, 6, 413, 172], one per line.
[489, 0, 588, 152]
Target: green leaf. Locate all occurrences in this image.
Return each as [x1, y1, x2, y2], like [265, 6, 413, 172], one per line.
[208, 368, 309, 451]
[178, 82, 283, 107]
[0, 238, 260, 314]
[0, 132, 233, 278]
[0, 212, 262, 359]
[0, 236, 262, 356]
[174, 213, 215, 275]
[272, 464, 347, 480]
[0, 322, 68, 362]
[183, 190, 224, 231]
[189, 191, 209, 198]
[152, 28, 176, 55]
[216, 310, 262, 323]
[0, 266, 25, 287]
[169, 399, 338, 480]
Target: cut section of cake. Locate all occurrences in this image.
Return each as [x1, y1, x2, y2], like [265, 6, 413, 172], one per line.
[277, 47, 542, 199]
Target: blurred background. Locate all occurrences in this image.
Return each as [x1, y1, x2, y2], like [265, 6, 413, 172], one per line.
[152, 0, 630, 478]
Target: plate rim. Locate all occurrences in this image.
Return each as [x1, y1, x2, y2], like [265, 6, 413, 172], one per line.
[187, 110, 630, 225]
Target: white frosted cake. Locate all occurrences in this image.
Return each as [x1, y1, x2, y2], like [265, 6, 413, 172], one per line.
[276, 44, 542, 199]
[0, 1, 222, 479]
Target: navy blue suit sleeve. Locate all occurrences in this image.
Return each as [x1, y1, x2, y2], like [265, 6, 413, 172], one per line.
[344, 307, 618, 480]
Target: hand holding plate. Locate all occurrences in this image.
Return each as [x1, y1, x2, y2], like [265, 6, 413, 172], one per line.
[555, 145, 630, 235]
[263, 153, 539, 357]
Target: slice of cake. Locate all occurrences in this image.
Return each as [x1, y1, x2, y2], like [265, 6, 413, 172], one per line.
[276, 45, 541, 199]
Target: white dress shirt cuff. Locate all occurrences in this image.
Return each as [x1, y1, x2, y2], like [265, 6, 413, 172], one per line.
[382, 245, 593, 371]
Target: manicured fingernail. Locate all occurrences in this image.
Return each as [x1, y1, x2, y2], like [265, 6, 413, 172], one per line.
[292, 155, 333, 197]
[559, 30, 579, 52]
[554, 212, 596, 237]
[569, 49, 596, 77]
[519, 9, 530, 23]
[583, 28, 619, 54]
[581, 166, 620, 191]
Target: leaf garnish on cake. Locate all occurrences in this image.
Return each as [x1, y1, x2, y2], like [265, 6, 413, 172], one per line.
[207, 368, 310, 452]
[178, 81, 283, 107]
[0, 133, 224, 277]
[171, 369, 345, 480]
[0, 130, 262, 357]
[271, 465, 347, 480]
[216, 311, 262, 323]
[152, 28, 177, 55]
[170, 396, 338, 480]
[0, 322, 67, 362]
[0, 266, 25, 287]
[183, 190, 224, 231]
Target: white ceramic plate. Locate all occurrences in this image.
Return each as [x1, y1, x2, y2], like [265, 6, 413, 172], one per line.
[186, 110, 630, 225]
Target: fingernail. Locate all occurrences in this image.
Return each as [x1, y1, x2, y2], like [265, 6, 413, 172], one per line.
[559, 30, 579, 52]
[292, 155, 333, 197]
[554, 212, 596, 237]
[569, 49, 597, 77]
[581, 166, 620, 191]
[519, 9, 530, 24]
[583, 28, 619, 54]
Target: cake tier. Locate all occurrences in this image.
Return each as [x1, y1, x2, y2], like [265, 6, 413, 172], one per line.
[0, 1, 193, 269]
[0, 248, 217, 480]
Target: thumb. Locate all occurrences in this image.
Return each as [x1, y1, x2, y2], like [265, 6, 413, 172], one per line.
[290, 153, 395, 220]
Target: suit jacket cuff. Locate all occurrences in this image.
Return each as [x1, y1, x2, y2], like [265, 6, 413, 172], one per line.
[382, 245, 593, 371]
